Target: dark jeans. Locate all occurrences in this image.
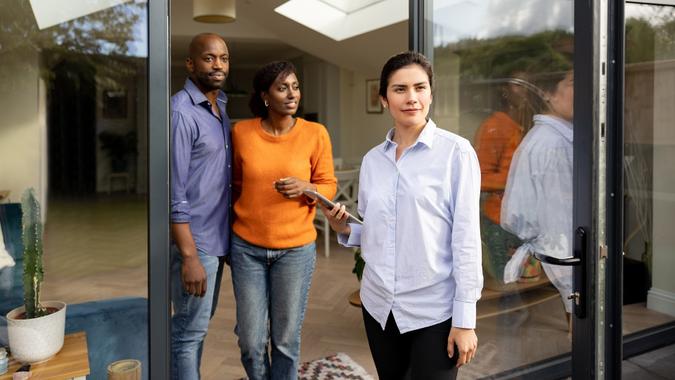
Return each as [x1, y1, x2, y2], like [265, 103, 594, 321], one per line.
[362, 307, 458, 380]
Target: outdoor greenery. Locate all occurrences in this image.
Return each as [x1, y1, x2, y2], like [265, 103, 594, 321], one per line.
[0, 0, 144, 87]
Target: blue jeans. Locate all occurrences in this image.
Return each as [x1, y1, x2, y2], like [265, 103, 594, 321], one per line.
[230, 234, 316, 380]
[170, 245, 225, 380]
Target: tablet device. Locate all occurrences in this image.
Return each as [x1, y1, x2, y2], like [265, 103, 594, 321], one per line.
[303, 189, 363, 225]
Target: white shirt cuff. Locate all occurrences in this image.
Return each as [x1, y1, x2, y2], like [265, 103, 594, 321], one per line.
[452, 300, 477, 329]
[337, 223, 362, 247]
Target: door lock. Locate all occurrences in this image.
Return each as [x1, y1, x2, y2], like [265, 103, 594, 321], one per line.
[568, 292, 581, 306]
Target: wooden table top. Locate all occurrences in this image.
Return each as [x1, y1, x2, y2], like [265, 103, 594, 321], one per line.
[1, 332, 90, 380]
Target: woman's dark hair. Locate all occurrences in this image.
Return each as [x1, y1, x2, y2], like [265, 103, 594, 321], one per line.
[379, 51, 433, 99]
[529, 53, 573, 95]
[249, 61, 297, 118]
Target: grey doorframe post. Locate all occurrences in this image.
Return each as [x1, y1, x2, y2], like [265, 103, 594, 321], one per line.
[148, 0, 171, 378]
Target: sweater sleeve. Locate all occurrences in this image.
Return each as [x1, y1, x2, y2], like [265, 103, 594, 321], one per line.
[310, 125, 337, 200]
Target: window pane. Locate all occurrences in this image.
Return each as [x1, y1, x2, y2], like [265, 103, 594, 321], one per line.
[0, 0, 148, 377]
[428, 0, 574, 375]
[623, 2, 675, 336]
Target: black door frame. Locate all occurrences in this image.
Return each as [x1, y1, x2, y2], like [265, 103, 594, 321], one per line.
[148, 0, 171, 378]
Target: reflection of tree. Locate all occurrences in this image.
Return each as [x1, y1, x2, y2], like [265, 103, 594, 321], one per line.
[626, 13, 675, 63]
[0, 0, 144, 85]
[434, 30, 574, 80]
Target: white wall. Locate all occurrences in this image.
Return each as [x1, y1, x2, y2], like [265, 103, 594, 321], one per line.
[647, 60, 675, 317]
[301, 56, 342, 155]
[338, 68, 392, 165]
[0, 49, 47, 211]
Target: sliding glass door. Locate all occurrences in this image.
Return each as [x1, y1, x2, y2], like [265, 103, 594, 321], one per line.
[412, 0, 623, 377]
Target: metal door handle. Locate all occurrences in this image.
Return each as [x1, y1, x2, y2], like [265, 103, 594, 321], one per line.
[532, 227, 587, 318]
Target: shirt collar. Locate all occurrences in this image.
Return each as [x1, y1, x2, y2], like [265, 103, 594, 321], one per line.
[534, 114, 573, 143]
[184, 78, 228, 106]
[383, 119, 436, 151]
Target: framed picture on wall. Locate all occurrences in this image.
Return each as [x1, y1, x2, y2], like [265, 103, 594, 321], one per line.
[365, 79, 382, 114]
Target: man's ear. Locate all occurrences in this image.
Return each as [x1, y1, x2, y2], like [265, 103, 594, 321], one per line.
[186, 57, 194, 74]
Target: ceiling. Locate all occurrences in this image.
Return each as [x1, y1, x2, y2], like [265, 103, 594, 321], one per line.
[170, 0, 408, 74]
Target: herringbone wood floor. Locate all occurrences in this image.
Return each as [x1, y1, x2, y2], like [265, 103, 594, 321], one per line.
[39, 196, 675, 379]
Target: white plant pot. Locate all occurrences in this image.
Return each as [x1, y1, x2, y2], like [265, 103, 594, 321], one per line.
[6, 301, 67, 363]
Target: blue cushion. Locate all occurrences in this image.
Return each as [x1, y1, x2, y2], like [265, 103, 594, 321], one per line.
[0, 203, 24, 316]
[0, 205, 148, 379]
[66, 297, 148, 380]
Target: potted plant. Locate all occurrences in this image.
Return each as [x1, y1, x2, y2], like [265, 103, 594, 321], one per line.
[99, 130, 137, 173]
[5, 189, 66, 363]
[348, 248, 365, 307]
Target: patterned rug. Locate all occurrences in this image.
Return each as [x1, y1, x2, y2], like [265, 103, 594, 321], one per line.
[298, 352, 375, 380]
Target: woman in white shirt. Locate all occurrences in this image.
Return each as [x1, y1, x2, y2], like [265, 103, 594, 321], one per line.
[321, 51, 482, 379]
[501, 66, 575, 334]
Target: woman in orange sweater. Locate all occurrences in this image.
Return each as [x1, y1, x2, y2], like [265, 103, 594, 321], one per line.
[474, 72, 537, 284]
[230, 60, 337, 380]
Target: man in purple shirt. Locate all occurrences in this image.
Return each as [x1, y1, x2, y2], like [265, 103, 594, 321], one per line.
[170, 33, 232, 380]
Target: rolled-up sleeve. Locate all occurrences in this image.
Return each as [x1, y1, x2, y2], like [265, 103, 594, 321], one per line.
[450, 146, 484, 329]
[171, 111, 194, 223]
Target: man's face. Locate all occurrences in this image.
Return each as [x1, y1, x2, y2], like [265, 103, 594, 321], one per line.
[187, 36, 229, 92]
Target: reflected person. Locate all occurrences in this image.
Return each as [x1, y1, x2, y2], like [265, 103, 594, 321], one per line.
[501, 65, 575, 333]
[230, 61, 337, 380]
[474, 71, 540, 284]
[170, 33, 232, 380]
[322, 51, 482, 379]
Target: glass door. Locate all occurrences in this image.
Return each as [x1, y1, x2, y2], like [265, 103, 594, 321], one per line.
[414, 0, 618, 377]
[621, 1, 675, 376]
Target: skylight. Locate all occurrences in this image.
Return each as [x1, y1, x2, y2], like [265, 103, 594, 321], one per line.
[274, 0, 407, 41]
[29, 0, 131, 30]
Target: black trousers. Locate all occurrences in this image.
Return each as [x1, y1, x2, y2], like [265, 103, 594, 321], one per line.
[362, 307, 459, 380]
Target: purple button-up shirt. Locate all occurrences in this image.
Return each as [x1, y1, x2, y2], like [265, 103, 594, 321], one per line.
[170, 78, 231, 257]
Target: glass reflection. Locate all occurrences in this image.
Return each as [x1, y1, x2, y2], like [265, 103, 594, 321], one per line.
[0, 0, 148, 378]
[429, 0, 574, 376]
[623, 2, 675, 338]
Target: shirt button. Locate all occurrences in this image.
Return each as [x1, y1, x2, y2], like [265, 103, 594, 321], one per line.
[228, 164, 231, 168]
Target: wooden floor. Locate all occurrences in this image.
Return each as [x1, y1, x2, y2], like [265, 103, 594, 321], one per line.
[39, 196, 675, 379]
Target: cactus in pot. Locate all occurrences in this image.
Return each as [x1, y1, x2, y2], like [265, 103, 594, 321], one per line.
[5, 188, 66, 363]
[22, 188, 47, 318]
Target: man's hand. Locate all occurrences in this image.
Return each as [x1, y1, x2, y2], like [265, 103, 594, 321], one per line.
[181, 255, 207, 297]
[274, 177, 315, 199]
[447, 327, 477, 367]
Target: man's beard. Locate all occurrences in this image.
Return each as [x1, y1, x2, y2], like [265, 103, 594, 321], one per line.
[195, 70, 227, 91]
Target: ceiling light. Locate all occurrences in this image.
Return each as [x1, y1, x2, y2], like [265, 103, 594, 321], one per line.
[193, 0, 236, 23]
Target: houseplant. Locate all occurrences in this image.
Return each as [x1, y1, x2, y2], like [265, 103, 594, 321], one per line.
[99, 130, 137, 173]
[5, 188, 66, 363]
[348, 249, 365, 307]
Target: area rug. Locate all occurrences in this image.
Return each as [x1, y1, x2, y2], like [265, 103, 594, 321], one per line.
[298, 352, 375, 380]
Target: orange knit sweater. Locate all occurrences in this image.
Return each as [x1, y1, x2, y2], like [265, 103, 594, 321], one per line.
[232, 117, 337, 248]
[474, 111, 523, 224]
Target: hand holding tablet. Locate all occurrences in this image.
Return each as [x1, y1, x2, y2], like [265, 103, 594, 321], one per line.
[303, 189, 363, 225]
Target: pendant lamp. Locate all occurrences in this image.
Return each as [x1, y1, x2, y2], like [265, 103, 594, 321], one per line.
[193, 0, 236, 23]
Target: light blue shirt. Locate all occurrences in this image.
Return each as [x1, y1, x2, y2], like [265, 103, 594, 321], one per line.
[339, 119, 483, 332]
[501, 114, 574, 311]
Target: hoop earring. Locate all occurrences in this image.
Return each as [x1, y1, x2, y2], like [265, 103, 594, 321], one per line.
[264, 100, 269, 107]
